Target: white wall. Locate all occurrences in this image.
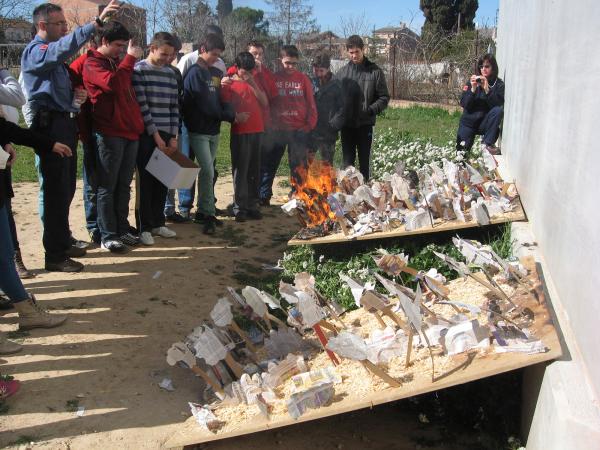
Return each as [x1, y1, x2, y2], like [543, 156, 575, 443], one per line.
[497, 0, 600, 448]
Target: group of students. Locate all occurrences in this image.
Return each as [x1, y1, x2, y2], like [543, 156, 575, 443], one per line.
[0, 0, 393, 357]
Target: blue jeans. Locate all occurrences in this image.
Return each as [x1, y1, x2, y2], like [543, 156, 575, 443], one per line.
[164, 124, 195, 216]
[82, 137, 99, 238]
[0, 206, 28, 303]
[456, 105, 504, 151]
[95, 133, 138, 242]
[259, 130, 308, 200]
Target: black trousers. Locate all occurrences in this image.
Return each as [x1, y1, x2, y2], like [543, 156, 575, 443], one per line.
[231, 132, 261, 214]
[32, 111, 78, 263]
[341, 125, 373, 181]
[135, 131, 172, 232]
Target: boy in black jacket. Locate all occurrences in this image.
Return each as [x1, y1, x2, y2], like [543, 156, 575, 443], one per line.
[182, 33, 236, 235]
[335, 35, 389, 181]
[309, 52, 345, 164]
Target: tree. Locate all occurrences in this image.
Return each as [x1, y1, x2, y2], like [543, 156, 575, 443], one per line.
[221, 7, 269, 61]
[419, 0, 478, 37]
[266, 0, 318, 45]
[336, 12, 372, 38]
[162, 0, 214, 44]
[216, 0, 232, 23]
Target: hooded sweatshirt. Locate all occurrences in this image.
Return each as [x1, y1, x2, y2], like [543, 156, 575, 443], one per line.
[83, 49, 144, 140]
[272, 70, 317, 132]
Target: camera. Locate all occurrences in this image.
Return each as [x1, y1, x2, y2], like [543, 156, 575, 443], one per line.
[476, 77, 483, 84]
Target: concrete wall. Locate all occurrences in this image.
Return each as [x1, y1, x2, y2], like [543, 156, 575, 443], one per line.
[497, 1, 600, 448]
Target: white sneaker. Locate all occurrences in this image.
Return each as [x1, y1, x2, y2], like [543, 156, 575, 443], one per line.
[140, 231, 155, 246]
[151, 226, 176, 238]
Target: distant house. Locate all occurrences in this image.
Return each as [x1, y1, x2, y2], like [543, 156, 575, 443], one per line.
[296, 31, 348, 61]
[0, 18, 33, 43]
[53, 0, 147, 46]
[366, 24, 420, 61]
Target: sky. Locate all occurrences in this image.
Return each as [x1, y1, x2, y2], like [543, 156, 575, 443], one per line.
[121, 0, 499, 38]
[229, 0, 500, 34]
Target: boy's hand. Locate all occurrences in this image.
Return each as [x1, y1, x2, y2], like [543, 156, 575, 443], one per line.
[235, 112, 250, 124]
[52, 142, 72, 157]
[167, 137, 178, 154]
[154, 132, 167, 152]
[221, 76, 233, 86]
[127, 40, 143, 59]
[99, 0, 121, 21]
[4, 143, 15, 166]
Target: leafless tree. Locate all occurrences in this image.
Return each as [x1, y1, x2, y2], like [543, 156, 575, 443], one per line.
[161, 0, 214, 45]
[265, 0, 318, 45]
[336, 12, 372, 38]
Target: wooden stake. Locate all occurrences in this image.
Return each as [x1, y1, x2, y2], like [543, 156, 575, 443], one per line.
[223, 352, 244, 379]
[314, 324, 340, 365]
[229, 321, 258, 354]
[361, 360, 401, 388]
[405, 329, 414, 368]
[190, 366, 225, 395]
[373, 312, 387, 329]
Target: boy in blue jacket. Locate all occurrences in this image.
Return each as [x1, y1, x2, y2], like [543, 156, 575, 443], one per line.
[182, 33, 236, 235]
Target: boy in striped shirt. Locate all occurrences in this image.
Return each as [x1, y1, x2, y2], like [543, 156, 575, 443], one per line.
[132, 32, 180, 246]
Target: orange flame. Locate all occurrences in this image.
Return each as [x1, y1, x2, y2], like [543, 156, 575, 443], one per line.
[291, 159, 338, 226]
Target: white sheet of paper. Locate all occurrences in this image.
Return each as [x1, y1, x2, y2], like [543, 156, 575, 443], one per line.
[210, 297, 233, 327]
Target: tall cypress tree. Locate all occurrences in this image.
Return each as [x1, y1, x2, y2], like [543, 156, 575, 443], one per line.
[420, 0, 478, 36]
[217, 0, 233, 22]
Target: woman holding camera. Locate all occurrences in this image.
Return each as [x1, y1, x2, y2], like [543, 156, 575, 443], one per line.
[456, 53, 504, 155]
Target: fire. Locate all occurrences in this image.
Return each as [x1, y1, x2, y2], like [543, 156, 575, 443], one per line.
[291, 159, 338, 226]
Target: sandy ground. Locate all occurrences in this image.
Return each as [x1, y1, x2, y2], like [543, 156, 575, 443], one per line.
[0, 176, 449, 450]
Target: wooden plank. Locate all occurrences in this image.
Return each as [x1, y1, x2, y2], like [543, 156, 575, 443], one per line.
[164, 258, 561, 448]
[288, 199, 527, 246]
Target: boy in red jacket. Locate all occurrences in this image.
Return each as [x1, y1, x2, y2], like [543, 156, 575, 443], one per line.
[259, 45, 317, 203]
[83, 21, 144, 253]
[221, 52, 267, 222]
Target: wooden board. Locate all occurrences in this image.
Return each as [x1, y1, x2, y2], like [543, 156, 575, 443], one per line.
[288, 199, 527, 246]
[165, 258, 561, 448]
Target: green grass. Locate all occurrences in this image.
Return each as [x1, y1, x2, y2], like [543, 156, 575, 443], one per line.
[10, 106, 460, 183]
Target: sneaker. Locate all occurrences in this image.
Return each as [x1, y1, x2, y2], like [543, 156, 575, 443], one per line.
[140, 231, 154, 246]
[165, 212, 190, 223]
[45, 258, 84, 272]
[14, 250, 35, 279]
[247, 210, 263, 220]
[65, 245, 87, 258]
[101, 240, 128, 254]
[259, 198, 270, 207]
[70, 237, 90, 249]
[235, 212, 247, 223]
[203, 217, 217, 235]
[120, 232, 140, 246]
[151, 226, 176, 238]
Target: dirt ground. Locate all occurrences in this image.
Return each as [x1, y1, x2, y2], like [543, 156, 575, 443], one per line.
[0, 176, 454, 450]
